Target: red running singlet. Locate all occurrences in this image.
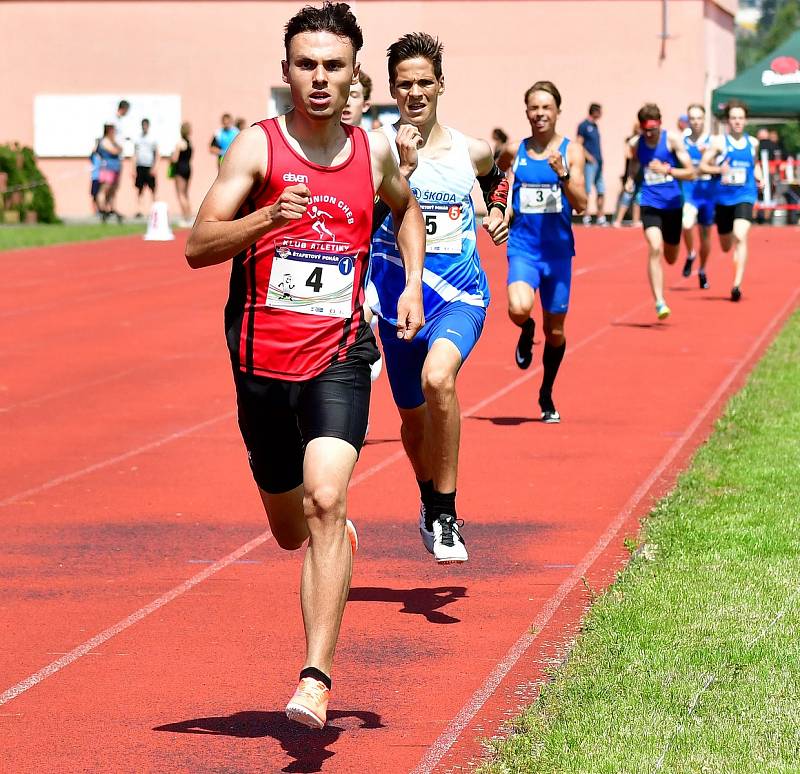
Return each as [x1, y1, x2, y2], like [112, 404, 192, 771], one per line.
[225, 117, 375, 380]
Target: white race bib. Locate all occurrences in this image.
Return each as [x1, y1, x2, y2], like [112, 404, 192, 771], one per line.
[721, 166, 747, 186]
[520, 183, 563, 214]
[422, 203, 463, 254]
[644, 168, 674, 186]
[266, 241, 356, 318]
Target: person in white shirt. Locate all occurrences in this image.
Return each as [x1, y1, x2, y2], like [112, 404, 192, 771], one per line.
[133, 118, 159, 217]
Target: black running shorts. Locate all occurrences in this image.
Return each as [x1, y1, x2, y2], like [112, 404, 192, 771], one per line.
[135, 166, 156, 192]
[715, 202, 753, 236]
[641, 206, 682, 246]
[233, 356, 372, 494]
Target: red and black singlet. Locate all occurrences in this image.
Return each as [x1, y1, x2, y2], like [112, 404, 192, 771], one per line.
[225, 117, 375, 381]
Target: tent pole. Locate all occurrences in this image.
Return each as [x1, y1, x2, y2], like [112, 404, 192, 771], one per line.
[660, 0, 669, 61]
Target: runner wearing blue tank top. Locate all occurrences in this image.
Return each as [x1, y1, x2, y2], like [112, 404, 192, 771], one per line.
[699, 100, 763, 302]
[505, 81, 587, 423]
[367, 32, 510, 564]
[680, 104, 717, 288]
[623, 103, 696, 320]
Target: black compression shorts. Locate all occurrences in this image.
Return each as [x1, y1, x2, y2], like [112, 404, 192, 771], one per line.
[715, 202, 753, 235]
[234, 356, 372, 494]
[641, 206, 682, 246]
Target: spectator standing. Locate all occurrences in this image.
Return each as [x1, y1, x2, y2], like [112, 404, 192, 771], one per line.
[89, 138, 102, 214]
[133, 118, 159, 217]
[577, 103, 606, 224]
[209, 113, 239, 162]
[171, 121, 193, 227]
[97, 123, 123, 222]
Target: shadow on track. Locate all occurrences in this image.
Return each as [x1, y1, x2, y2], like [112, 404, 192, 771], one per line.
[154, 709, 384, 773]
[468, 415, 536, 426]
[348, 585, 467, 624]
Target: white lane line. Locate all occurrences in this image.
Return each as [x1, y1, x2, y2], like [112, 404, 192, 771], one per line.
[0, 531, 273, 707]
[0, 412, 235, 507]
[411, 287, 800, 774]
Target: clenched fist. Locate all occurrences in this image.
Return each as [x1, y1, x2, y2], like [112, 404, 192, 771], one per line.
[396, 125, 424, 178]
[269, 183, 311, 225]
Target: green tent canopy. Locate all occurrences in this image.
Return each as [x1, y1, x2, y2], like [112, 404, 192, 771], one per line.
[712, 30, 800, 118]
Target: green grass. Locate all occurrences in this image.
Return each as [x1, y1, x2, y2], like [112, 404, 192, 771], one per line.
[0, 222, 146, 251]
[480, 310, 800, 774]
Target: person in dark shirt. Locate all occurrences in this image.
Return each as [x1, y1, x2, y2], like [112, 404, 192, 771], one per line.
[577, 103, 606, 225]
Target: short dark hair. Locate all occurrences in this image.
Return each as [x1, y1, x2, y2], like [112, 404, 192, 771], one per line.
[637, 103, 662, 123]
[725, 98, 749, 118]
[387, 32, 443, 84]
[524, 81, 562, 109]
[687, 102, 705, 115]
[358, 70, 372, 101]
[492, 127, 508, 143]
[141, 118, 150, 126]
[284, 2, 363, 59]
[118, 100, 130, 111]
[589, 103, 601, 115]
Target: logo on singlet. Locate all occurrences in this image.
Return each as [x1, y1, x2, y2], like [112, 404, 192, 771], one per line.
[283, 172, 309, 184]
[308, 205, 336, 241]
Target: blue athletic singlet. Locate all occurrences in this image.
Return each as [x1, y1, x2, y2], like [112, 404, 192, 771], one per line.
[682, 131, 717, 204]
[716, 133, 758, 206]
[637, 130, 682, 209]
[366, 125, 490, 325]
[507, 137, 575, 261]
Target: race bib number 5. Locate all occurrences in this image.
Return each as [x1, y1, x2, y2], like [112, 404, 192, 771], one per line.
[266, 242, 356, 318]
[520, 184, 562, 214]
[422, 203, 463, 254]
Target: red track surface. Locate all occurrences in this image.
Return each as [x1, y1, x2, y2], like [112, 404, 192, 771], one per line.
[1, 227, 797, 773]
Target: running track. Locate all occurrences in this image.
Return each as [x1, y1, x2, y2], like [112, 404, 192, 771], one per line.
[1, 227, 797, 773]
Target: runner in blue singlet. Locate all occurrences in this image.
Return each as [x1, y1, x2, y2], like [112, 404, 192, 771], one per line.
[623, 103, 696, 320]
[505, 81, 587, 423]
[700, 99, 763, 302]
[367, 32, 509, 564]
[680, 103, 717, 289]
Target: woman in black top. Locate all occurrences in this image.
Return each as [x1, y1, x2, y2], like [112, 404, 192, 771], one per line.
[171, 122, 193, 226]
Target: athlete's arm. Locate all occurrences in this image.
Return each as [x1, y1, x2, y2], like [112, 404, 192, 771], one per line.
[369, 130, 425, 340]
[468, 136, 510, 245]
[752, 139, 765, 188]
[660, 131, 696, 181]
[623, 135, 641, 192]
[186, 127, 309, 269]
[557, 140, 587, 214]
[699, 135, 726, 175]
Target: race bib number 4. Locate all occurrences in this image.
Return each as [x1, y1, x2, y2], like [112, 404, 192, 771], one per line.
[721, 166, 747, 186]
[422, 203, 463, 254]
[266, 242, 356, 318]
[520, 184, 563, 214]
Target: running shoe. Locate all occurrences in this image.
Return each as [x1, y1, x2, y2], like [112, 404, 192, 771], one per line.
[346, 518, 359, 554]
[581, 214, 592, 226]
[419, 504, 434, 554]
[698, 270, 709, 290]
[433, 514, 468, 564]
[731, 286, 742, 302]
[596, 215, 608, 227]
[656, 301, 671, 320]
[682, 253, 696, 277]
[285, 677, 329, 729]
[515, 318, 535, 370]
[541, 408, 561, 423]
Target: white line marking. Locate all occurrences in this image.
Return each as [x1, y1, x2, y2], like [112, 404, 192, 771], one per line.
[0, 412, 235, 507]
[411, 286, 800, 774]
[0, 531, 273, 707]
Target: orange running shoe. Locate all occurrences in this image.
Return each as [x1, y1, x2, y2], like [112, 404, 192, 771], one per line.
[285, 677, 330, 729]
[345, 518, 359, 554]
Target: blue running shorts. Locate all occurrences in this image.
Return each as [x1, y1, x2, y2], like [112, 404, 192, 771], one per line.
[507, 254, 572, 315]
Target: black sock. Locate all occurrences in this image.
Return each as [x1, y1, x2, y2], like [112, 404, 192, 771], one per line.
[427, 489, 456, 529]
[520, 317, 534, 335]
[540, 340, 566, 409]
[300, 667, 331, 690]
[417, 479, 434, 505]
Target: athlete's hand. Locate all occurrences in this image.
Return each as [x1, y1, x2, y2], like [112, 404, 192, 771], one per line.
[396, 282, 425, 341]
[648, 159, 671, 175]
[547, 152, 567, 178]
[483, 207, 509, 245]
[396, 125, 423, 178]
[268, 184, 311, 225]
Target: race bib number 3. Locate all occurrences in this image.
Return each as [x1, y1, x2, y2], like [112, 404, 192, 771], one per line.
[520, 184, 562, 214]
[721, 166, 747, 186]
[423, 203, 463, 254]
[267, 242, 356, 318]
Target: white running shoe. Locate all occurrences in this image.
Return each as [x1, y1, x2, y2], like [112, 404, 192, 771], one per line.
[419, 504, 434, 554]
[433, 514, 468, 564]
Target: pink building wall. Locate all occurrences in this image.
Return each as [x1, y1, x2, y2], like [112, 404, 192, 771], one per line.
[1, 0, 736, 219]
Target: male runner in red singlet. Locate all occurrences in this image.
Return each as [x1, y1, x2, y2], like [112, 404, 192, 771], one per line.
[185, 2, 425, 730]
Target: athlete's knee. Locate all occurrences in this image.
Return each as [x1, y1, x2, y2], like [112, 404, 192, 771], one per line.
[664, 248, 679, 265]
[544, 328, 564, 346]
[421, 363, 457, 402]
[303, 483, 346, 521]
[507, 304, 531, 326]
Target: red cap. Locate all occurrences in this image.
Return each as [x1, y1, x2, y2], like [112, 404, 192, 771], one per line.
[640, 119, 661, 130]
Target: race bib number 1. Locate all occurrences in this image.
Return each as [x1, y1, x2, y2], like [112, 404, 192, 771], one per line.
[266, 242, 356, 318]
[422, 203, 463, 254]
[721, 166, 747, 186]
[520, 184, 563, 214]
